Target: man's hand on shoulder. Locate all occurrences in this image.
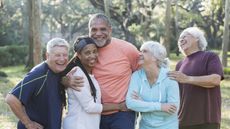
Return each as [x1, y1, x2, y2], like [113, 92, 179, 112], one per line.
[61, 66, 84, 91]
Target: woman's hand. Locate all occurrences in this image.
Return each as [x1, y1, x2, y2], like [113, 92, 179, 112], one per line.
[131, 91, 142, 100]
[161, 103, 177, 114]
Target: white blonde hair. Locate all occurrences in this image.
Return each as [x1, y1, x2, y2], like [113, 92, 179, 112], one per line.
[46, 38, 69, 53]
[141, 41, 169, 68]
[179, 27, 207, 51]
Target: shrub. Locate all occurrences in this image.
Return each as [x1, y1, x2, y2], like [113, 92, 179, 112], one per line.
[224, 67, 230, 75]
[0, 45, 28, 67]
[0, 71, 7, 77]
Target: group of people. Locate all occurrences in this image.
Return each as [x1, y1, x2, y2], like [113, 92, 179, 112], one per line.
[5, 13, 223, 129]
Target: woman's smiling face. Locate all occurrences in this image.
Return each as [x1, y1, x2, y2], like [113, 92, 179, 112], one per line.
[78, 44, 98, 72]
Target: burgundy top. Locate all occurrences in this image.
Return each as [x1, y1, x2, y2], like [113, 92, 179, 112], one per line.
[176, 51, 224, 126]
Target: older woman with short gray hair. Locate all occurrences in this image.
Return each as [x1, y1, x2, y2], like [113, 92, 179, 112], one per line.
[126, 41, 180, 129]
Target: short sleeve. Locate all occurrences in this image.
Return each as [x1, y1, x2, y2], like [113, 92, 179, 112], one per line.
[10, 71, 47, 105]
[206, 53, 224, 80]
[122, 41, 140, 72]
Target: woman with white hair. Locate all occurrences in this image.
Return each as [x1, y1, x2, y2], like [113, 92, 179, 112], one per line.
[168, 27, 224, 129]
[126, 41, 180, 129]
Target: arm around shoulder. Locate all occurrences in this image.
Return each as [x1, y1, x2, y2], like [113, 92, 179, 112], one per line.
[61, 66, 84, 91]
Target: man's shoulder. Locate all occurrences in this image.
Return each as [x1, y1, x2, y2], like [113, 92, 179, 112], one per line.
[204, 51, 218, 57]
[27, 62, 49, 79]
[111, 37, 137, 51]
[111, 37, 135, 46]
[195, 51, 219, 61]
[31, 62, 48, 72]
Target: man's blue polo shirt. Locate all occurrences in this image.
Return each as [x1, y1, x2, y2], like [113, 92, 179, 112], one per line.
[10, 62, 62, 129]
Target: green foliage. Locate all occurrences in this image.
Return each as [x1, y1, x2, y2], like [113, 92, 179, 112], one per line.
[0, 45, 28, 67]
[224, 67, 230, 75]
[220, 80, 230, 129]
[0, 65, 26, 128]
[0, 0, 24, 46]
[0, 71, 7, 77]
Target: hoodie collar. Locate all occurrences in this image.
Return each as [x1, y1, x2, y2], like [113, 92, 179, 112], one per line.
[141, 67, 169, 85]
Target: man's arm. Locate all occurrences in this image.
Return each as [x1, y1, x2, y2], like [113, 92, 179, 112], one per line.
[102, 101, 129, 113]
[61, 66, 84, 91]
[5, 94, 43, 129]
[168, 71, 221, 88]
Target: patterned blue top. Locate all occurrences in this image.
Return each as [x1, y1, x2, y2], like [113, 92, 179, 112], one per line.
[10, 62, 62, 129]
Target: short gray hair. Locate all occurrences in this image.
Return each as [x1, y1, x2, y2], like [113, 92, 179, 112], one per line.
[88, 13, 112, 28]
[46, 38, 69, 53]
[180, 27, 207, 51]
[141, 41, 169, 68]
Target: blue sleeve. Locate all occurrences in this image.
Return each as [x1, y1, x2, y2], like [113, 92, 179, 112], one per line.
[166, 79, 180, 105]
[10, 70, 47, 105]
[126, 72, 161, 112]
[161, 79, 180, 116]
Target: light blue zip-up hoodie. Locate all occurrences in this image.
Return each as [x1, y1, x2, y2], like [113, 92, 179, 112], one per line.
[126, 67, 180, 129]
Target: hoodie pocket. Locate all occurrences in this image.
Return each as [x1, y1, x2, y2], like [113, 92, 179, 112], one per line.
[141, 112, 165, 127]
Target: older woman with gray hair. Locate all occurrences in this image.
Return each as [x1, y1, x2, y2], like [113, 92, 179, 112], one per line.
[126, 41, 180, 129]
[168, 27, 224, 129]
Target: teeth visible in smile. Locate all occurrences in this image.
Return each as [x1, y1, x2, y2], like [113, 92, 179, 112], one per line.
[56, 62, 65, 66]
[89, 59, 96, 63]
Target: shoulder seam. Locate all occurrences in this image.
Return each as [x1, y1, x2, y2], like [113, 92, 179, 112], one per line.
[12, 71, 49, 99]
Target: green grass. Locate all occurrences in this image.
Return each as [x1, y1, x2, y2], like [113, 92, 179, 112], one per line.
[169, 53, 183, 70]
[220, 80, 230, 129]
[0, 65, 27, 128]
[0, 60, 230, 129]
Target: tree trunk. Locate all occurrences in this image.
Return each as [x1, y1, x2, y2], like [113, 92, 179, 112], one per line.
[222, 0, 230, 67]
[22, 0, 29, 45]
[0, 0, 3, 8]
[174, 0, 180, 56]
[27, 0, 41, 68]
[104, 0, 110, 19]
[27, 0, 33, 68]
[33, 0, 41, 65]
[163, 0, 172, 56]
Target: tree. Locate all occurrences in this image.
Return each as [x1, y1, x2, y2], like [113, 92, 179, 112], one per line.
[27, 0, 41, 68]
[173, 0, 180, 56]
[104, 0, 110, 19]
[173, 0, 224, 49]
[222, 0, 230, 67]
[0, 0, 24, 46]
[0, 0, 3, 8]
[0, 0, 226, 54]
[163, 0, 172, 56]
